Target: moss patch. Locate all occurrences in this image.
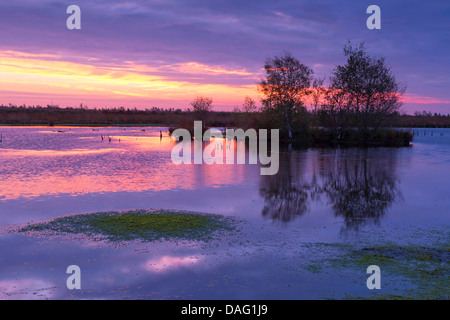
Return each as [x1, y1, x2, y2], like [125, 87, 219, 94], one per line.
[17, 209, 238, 243]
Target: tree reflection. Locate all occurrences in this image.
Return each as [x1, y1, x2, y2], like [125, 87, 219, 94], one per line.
[259, 151, 310, 222]
[259, 148, 401, 232]
[320, 149, 401, 233]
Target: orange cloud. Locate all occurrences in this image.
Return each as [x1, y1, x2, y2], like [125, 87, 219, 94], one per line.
[0, 50, 260, 108]
[161, 62, 257, 77]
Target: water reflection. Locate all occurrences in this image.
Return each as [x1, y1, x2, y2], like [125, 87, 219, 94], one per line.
[0, 128, 254, 200]
[0, 127, 406, 231]
[259, 149, 402, 232]
[259, 152, 310, 221]
[321, 150, 401, 232]
[143, 255, 202, 273]
[0, 278, 56, 300]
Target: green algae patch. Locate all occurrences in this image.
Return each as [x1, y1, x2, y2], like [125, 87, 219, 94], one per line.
[17, 209, 238, 243]
[326, 244, 450, 300]
[296, 239, 449, 300]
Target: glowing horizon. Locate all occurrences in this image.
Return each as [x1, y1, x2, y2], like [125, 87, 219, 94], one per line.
[0, 50, 263, 110]
[0, 1, 448, 114]
[1, 49, 448, 114]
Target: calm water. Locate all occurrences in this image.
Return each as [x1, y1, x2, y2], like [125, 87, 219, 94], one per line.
[0, 126, 448, 299]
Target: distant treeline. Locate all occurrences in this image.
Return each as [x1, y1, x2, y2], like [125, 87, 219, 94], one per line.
[0, 104, 232, 127]
[390, 113, 450, 128]
[1, 104, 449, 128]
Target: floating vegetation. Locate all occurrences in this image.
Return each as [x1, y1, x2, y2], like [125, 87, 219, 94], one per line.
[16, 209, 238, 243]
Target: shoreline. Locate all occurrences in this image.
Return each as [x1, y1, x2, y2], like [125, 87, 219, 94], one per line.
[1, 122, 450, 129]
[0, 123, 169, 128]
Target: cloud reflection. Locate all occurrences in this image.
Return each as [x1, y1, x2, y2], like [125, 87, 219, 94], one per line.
[0, 128, 254, 200]
[0, 278, 56, 300]
[143, 255, 202, 273]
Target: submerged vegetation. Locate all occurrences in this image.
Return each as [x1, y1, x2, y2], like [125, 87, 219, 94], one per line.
[308, 242, 449, 300]
[17, 209, 238, 243]
[350, 245, 449, 300]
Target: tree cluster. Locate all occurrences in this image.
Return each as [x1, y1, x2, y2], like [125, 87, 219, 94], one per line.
[257, 42, 406, 146]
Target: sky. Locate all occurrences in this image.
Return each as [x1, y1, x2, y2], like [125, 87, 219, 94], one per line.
[0, 0, 448, 114]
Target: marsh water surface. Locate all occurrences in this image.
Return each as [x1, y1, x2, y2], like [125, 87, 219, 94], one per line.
[0, 126, 448, 299]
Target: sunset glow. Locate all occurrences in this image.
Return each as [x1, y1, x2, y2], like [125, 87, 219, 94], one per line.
[0, 1, 447, 113]
[0, 50, 260, 109]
